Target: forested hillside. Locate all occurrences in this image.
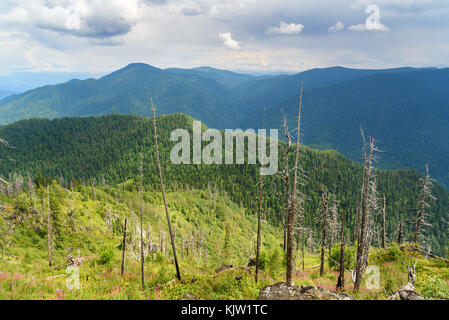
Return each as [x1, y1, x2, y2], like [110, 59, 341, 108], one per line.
[1, 114, 448, 254]
[256, 68, 449, 188]
[1, 63, 448, 192]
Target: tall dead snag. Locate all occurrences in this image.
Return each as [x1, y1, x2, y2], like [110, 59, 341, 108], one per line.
[413, 165, 436, 244]
[121, 218, 127, 276]
[91, 178, 95, 200]
[151, 99, 181, 282]
[46, 185, 52, 267]
[320, 191, 329, 277]
[397, 221, 403, 244]
[301, 234, 305, 270]
[139, 153, 145, 290]
[336, 210, 346, 290]
[280, 111, 292, 252]
[328, 196, 339, 255]
[286, 81, 303, 286]
[255, 109, 265, 283]
[354, 132, 378, 291]
[382, 194, 386, 249]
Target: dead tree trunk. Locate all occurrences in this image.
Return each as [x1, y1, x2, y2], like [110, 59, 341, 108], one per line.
[397, 221, 403, 244]
[413, 165, 435, 244]
[121, 218, 127, 276]
[320, 191, 328, 277]
[281, 112, 292, 252]
[302, 231, 305, 271]
[152, 99, 181, 282]
[354, 135, 375, 291]
[91, 180, 95, 200]
[139, 153, 145, 290]
[255, 110, 265, 283]
[46, 185, 52, 267]
[382, 194, 386, 249]
[286, 81, 303, 286]
[336, 210, 345, 290]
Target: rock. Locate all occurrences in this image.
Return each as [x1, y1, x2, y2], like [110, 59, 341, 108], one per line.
[181, 293, 198, 300]
[399, 290, 426, 300]
[258, 282, 356, 300]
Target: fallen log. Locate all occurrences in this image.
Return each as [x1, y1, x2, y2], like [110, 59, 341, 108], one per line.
[401, 244, 449, 263]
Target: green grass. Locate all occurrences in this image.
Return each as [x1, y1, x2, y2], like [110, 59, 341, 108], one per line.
[1, 182, 448, 300]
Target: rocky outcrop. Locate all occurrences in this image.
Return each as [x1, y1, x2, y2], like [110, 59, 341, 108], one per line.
[181, 293, 198, 300]
[258, 282, 356, 300]
[398, 290, 426, 300]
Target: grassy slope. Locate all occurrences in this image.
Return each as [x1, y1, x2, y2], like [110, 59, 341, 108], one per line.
[1, 183, 448, 300]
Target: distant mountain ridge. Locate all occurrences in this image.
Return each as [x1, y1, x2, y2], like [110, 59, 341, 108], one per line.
[0, 71, 98, 93]
[0, 89, 15, 100]
[1, 63, 449, 188]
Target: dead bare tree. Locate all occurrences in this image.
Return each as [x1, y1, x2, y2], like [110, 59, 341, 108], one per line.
[27, 174, 35, 203]
[397, 220, 403, 244]
[363, 173, 379, 267]
[286, 81, 303, 286]
[413, 165, 436, 245]
[336, 209, 346, 290]
[354, 131, 379, 291]
[151, 98, 181, 281]
[255, 109, 265, 283]
[328, 196, 339, 254]
[382, 194, 386, 248]
[121, 218, 127, 276]
[319, 191, 329, 276]
[280, 110, 293, 252]
[91, 178, 96, 200]
[46, 185, 52, 267]
[139, 153, 145, 290]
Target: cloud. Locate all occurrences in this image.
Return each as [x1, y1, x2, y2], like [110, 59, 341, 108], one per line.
[347, 23, 389, 32]
[218, 32, 241, 50]
[182, 7, 204, 16]
[0, 0, 448, 74]
[328, 21, 344, 32]
[267, 21, 304, 35]
[348, 4, 389, 31]
[0, 0, 146, 39]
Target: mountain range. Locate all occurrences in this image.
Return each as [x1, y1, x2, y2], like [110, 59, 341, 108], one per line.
[0, 63, 448, 188]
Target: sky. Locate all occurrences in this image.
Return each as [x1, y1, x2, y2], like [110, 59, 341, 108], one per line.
[0, 0, 448, 75]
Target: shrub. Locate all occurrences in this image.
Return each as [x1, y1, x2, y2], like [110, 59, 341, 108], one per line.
[372, 243, 403, 263]
[99, 247, 114, 265]
[267, 248, 282, 276]
[328, 243, 356, 270]
[420, 276, 449, 299]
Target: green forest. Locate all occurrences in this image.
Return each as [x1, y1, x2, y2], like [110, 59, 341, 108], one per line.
[1, 112, 449, 300]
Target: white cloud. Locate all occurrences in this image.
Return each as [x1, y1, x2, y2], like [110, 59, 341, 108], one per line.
[328, 21, 344, 32]
[0, 0, 147, 39]
[347, 23, 389, 32]
[0, 0, 447, 74]
[267, 21, 304, 34]
[218, 32, 242, 50]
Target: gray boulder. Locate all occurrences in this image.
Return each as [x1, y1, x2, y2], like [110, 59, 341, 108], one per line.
[258, 282, 356, 300]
